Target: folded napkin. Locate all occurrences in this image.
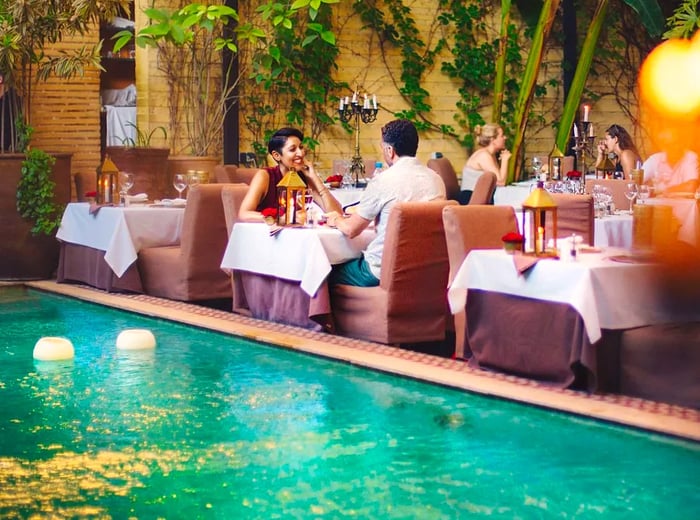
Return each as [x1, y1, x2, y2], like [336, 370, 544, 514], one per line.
[158, 198, 187, 207]
[512, 252, 540, 275]
[126, 193, 148, 203]
[88, 202, 113, 215]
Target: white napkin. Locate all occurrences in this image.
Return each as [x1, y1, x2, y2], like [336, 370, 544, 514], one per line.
[126, 193, 148, 202]
[159, 198, 187, 207]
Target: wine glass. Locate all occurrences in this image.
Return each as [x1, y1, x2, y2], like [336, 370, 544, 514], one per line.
[637, 184, 650, 205]
[173, 173, 188, 199]
[624, 182, 638, 214]
[119, 172, 134, 206]
[531, 157, 542, 180]
[187, 171, 200, 193]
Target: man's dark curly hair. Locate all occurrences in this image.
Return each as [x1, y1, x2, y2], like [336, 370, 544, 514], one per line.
[381, 119, 419, 157]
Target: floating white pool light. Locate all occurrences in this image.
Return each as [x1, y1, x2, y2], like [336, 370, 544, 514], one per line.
[116, 329, 156, 350]
[33, 337, 75, 361]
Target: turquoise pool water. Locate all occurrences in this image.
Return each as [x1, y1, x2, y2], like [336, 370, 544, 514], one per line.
[0, 287, 698, 518]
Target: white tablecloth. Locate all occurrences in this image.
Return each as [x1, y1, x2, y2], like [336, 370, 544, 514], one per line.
[56, 203, 185, 277]
[594, 214, 633, 249]
[329, 187, 365, 209]
[221, 222, 376, 296]
[447, 248, 700, 344]
[494, 181, 534, 208]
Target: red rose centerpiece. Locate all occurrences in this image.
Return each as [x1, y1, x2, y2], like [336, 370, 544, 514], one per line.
[261, 207, 278, 226]
[84, 190, 97, 203]
[566, 170, 582, 179]
[325, 174, 343, 189]
[502, 231, 524, 254]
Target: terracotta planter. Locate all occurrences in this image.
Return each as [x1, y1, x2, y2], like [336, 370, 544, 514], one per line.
[105, 146, 170, 200]
[167, 155, 218, 191]
[0, 153, 72, 280]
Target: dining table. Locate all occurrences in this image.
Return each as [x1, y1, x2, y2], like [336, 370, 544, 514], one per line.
[221, 222, 376, 330]
[56, 202, 185, 292]
[447, 248, 700, 391]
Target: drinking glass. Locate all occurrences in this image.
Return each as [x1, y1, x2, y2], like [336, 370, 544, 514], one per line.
[173, 173, 188, 198]
[637, 185, 650, 204]
[187, 171, 200, 191]
[624, 182, 638, 213]
[119, 172, 134, 205]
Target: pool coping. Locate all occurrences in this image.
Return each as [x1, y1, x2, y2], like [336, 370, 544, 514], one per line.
[18, 280, 700, 443]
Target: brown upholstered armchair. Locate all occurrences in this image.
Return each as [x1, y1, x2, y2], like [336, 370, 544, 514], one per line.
[213, 164, 259, 184]
[330, 199, 457, 345]
[442, 205, 518, 358]
[138, 184, 232, 302]
[427, 157, 461, 201]
[548, 193, 595, 246]
[221, 183, 250, 237]
[468, 171, 497, 204]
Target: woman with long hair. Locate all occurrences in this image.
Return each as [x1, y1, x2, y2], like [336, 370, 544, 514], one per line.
[596, 124, 642, 179]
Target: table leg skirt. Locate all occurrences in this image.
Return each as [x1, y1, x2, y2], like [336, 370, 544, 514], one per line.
[57, 243, 144, 293]
[233, 270, 333, 332]
[465, 289, 621, 391]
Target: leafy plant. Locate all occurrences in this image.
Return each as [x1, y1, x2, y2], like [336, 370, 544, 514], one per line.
[664, 0, 700, 38]
[120, 122, 168, 148]
[16, 148, 62, 235]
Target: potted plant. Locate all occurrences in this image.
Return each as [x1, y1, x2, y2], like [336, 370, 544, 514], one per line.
[0, 0, 131, 280]
[105, 122, 172, 200]
[113, 2, 263, 180]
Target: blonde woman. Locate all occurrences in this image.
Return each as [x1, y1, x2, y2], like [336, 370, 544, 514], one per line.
[459, 123, 511, 204]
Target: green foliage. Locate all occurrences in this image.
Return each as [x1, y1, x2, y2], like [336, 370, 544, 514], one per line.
[241, 1, 345, 162]
[120, 123, 168, 148]
[664, 0, 700, 38]
[16, 148, 62, 236]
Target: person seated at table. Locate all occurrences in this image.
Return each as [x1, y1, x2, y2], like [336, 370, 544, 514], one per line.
[642, 149, 699, 195]
[595, 124, 642, 180]
[238, 127, 342, 221]
[459, 123, 511, 204]
[326, 119, 446, 287]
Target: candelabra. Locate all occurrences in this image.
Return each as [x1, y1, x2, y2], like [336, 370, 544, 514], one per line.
[338, 93, 379, 187]
[571, 121, 596, 190]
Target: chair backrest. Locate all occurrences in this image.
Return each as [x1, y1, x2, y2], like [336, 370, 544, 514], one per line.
[584, 178, 629, 211]
[221, 183, 250, 236]
[427, 157, 461, 201]
[442, 205, 518, 284]
[469, 171, 497, 205]
[379, 200, 457, 309]
[213, 164, 258, 185]
[179, 184, 230, 275]
[549, 193, 595, 245]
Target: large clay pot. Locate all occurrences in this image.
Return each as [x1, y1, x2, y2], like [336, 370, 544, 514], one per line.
[167, 155, 218, 190]
[105, 146, 170, 200]
[0, 153, 72, 280]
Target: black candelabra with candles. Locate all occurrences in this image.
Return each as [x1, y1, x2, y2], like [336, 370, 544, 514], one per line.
[571, 104, 596, 190]
[338, 91, 379, 187]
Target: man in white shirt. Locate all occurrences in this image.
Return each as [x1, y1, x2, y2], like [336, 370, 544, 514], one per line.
[326, 119, 446, 286]
[642, 149, 699, 194]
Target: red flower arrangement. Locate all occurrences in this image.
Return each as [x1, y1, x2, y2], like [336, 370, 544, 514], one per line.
[85, 190, 97, 198]
[261, 207, 278, 218]
[566, 170, 582, 179]
[326, 174, 343, 183]
[502, 232, 524, 243]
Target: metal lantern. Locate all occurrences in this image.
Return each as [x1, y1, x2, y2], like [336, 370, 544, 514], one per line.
[521, 181, 559, 257]
[276, 168, 308, 226]
[595, 154, 617, 179]
[548, 145, 565, 181]
[97, 155, 120, 205]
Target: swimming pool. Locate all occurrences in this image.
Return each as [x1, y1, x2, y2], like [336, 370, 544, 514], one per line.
[1, 287, 698, 518]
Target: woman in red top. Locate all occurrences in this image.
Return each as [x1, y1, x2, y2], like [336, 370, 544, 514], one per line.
[238, 127, 342, 221]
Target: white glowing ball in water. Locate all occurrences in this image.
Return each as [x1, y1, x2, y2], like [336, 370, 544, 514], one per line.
[116, 329, 156, 350]
[33, 337, 75, 361]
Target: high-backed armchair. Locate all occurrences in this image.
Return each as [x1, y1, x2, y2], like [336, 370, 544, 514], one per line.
[549, 193, 595, 246]
[213, 164, 259, 185]
[221, 183, 250, 237]
[427, 157, 461, 201]
[468, 171, 497, 205]
[330, 199, 457, 345]
[442, 205, 518, 358]
[138, 184, 232, 302]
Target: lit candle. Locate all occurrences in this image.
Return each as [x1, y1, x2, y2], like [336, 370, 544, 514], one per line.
[345, 96, 349, 105]
[582, 104, 590, 122]
[573, 123, 579, 138]
[373, 94, 377, 109]
[588, 123, 595, 138]
[537, 226, 544, 253]
[339, 98, 344, 110]
[352, 91, 357, 104]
